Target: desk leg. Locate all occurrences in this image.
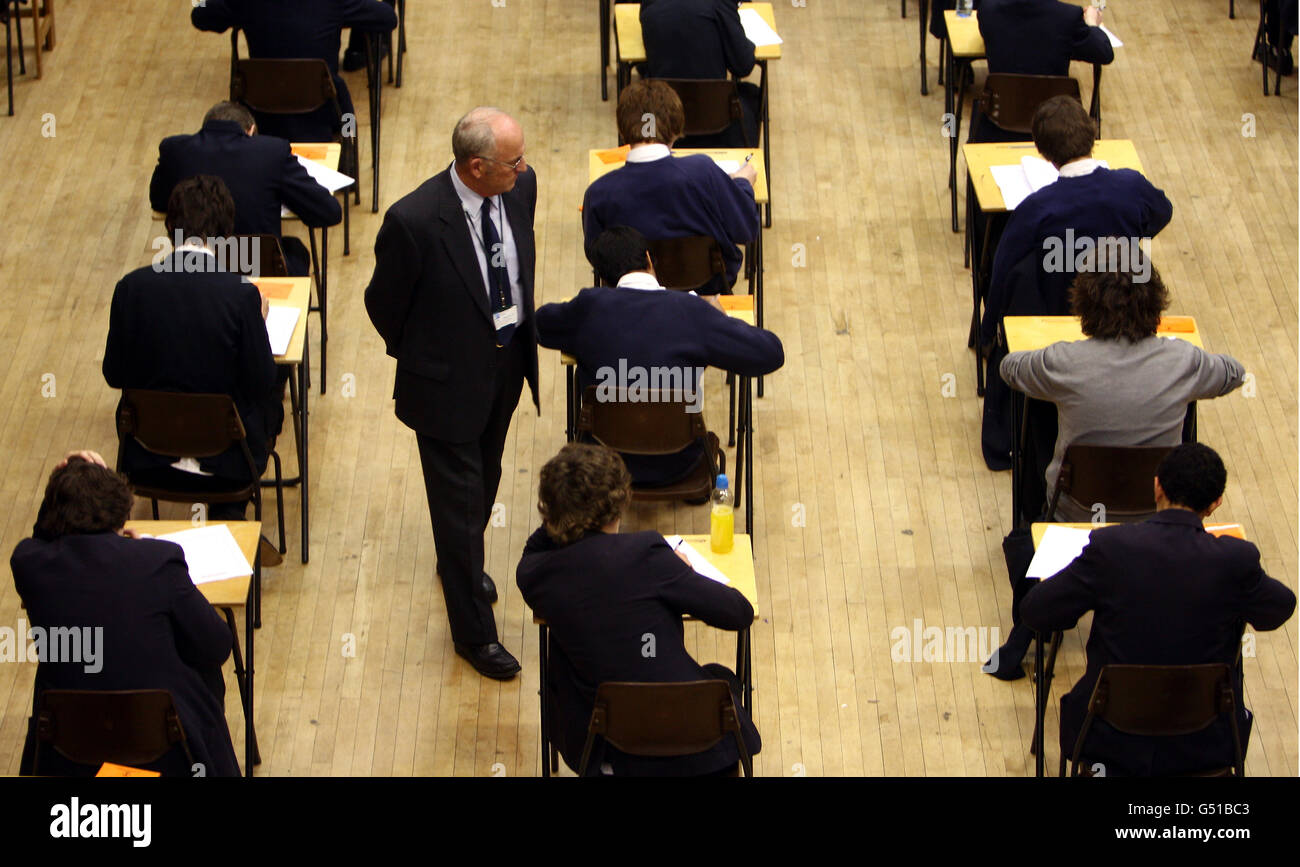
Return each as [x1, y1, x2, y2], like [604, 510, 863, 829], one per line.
[755, 225, 765, 398]
[320, 227, 329, 394]
[538, 624, 550, 777]
[727, 372, 737, 448]
[745, 376, 754, 540]
[370, 33, 382, 212]
[396, 0, 406, 87]
[1011, 387, 1025, 528]
[300, 350, 310, 564]
[1033, 630, 1045, 778]
[1089, 64, 1102, 136]
[759, 60, 771, 228]
[222, 604, 259, 777]
[599, 0, 610, 101]
[736, 627, 752, 713]
[1183, 402, 1198, 444]
[919, 0, 929, 95]
[565, 366, 576, 443]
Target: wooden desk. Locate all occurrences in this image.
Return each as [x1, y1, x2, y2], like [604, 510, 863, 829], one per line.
[1025, 520, 1246, 777]
[613, 3, 779, 226]
[1003, 315, 1203, 530]
[125, 520, 261, 778]
[291, 141, 347, 393]
[253, 276, 312, 564]
[536, 532, 759, 776]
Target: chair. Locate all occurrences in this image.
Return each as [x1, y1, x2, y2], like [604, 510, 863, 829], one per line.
[233, 234, 289, 279]
[11, 0, 52, 79]
[1253, 0, 1294, 95]
[578, 384, 724, 504]
[646, 235, 727, 292]
[30, 689, 195, 775]
[2, 1, 12, 116]
[658, 78, 744, 139]
[1045, 443, 1172, 521]
[114, 389, 286, 558]
[576, 680, 753, 777]
[1064, 664, 1244, 777]
[973, 73, 1082, 138]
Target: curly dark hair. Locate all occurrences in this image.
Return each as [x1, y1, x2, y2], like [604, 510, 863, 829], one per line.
[617, 79, 685, 146]
[1070, 254, 1169, 341]
[33, 457, 134, 541]
[1157, 443, 1227, 513]
[537, 443, 631, 545]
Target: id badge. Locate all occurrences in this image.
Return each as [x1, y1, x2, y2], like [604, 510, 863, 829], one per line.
[493, 305, 519, 330]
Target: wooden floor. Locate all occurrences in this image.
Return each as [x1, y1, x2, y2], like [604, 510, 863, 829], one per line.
[0, 0, 1295, 777]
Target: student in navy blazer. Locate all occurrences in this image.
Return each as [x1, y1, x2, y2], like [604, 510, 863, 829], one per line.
[14, 453, 240, 777]
[149, 102, 342, 278]
[192, 0, 396, 143]
[1022, 445, 1295, 775]
[516, 443, 761, 776]
[978, 0, 1113, 76]
[583, 80, 759, 295]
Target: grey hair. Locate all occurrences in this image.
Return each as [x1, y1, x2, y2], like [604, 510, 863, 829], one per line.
[452, 106, 508, 164]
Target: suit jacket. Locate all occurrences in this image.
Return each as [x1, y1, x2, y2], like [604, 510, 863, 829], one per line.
[536, 285, 783, 485]
[1021, 510, 1295, 775]
[192, 0, 397, 142]
[978, 0, 1113, 76]
[582, 154, 759, 293]
[982, 167, 1173, 348]
[103, 252, 282, 481]
[516, 527, 761, 775]
[149, 119, 341, 240]
[364, 166, 540, 442]
[13, 532, 240, 777]
[640, 0, 756, 80]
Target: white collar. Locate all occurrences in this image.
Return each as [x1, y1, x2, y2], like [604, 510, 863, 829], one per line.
[449, 161, 493, 214]
[616, 271, 665, 291]
[175, 244, 215, 256]
[1058, 158, 1102, 178]
[626, 143, 671, 163]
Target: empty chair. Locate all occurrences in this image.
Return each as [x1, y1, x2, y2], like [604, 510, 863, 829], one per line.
[30, 689, 195, 776]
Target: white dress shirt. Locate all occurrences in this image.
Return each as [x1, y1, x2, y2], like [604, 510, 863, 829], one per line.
[449, 163, 524, 316]
[1058, 157, 1103, 179]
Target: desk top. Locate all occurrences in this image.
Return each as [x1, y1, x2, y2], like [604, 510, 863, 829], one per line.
[1032, 521, 1247, 547]
[944, 10, 985, 57]
[964, 139, 1142, 212]
[615, 2, 781, 63]
[251, 275, 310, 364]
[123, 520, 259, 608]
[588, 147, 769, 204]
[290, 142, 341, 172]
[1004, 315, 1203, 353]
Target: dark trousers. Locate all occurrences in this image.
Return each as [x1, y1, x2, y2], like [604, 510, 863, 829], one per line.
[415, 338, 526, 646]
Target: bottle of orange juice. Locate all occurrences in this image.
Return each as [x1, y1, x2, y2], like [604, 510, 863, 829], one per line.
[710, 474, 734, 553]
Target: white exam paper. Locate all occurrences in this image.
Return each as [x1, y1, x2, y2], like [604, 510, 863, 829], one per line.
[157, 524, 254, 585]
[739, 8, 782, 47]
[1026, 525, 1094, 579]
[281, 154, 355, 217]
[1100, 24, 1123, 48]
[265, 305, 300, 356]
[663, 535, 731, 585]
[990, 157, 1111, 210]
[713, 159, 741, 174]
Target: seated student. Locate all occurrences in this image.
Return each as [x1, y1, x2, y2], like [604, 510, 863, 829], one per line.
[191, 0, 397, 143]
[583, 80, 759, 295]
[986, 258, 1246, 678]
[149, 102, 342, 278]
[980, 95, 1173, 470]
[14, 452, 241, 777]
[1022, 444, 1296, 776]
[639, 0, 761, 148]
[516, 442, 761, 776]
[104, 176, 283, 521]
[536, 226, 783, 487]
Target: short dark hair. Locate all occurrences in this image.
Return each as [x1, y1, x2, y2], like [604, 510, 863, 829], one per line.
[588, 226, 650, 286]
[165, 175, 236, 239]
[1070, 254, 1169, 341]
[1157, 443, 1227, 513]
[1032, 95, 1096, 166]
[537, 443, 631, 545]
[616, 80, 684, 146]
[33, 457, 134, 541]
[203, 101, 255, 131]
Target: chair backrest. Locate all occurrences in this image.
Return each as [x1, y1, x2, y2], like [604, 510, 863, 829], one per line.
[33, 689, 193, 773]
[1048, 444, 1172, 519]
[230, 58, 339, 116]
[116, 389, 248, 462]
[234, 234, 289, 278]
[656, 79, 743, 137]
[578, 385, 707, 455]
[1072, 664, 1243, 776]
[578, 680, 752, 776]
[978, 73, 1081, 134]
[646, 236, 726, 291]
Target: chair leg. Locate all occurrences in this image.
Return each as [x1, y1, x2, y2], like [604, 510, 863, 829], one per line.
[28, 0, 39, 79]
[5, 11, 13, 117]
[271, 450, 286, 555]
[13, 0, 24, 76]
[151, 498, 159, 520]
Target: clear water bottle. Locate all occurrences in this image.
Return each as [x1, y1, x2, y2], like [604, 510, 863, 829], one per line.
[710, 474, 734, 554]
[957, 0, 974, 17]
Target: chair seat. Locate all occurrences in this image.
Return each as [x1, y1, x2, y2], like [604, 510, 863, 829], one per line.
[126, 467, 258, 502]
[627, 432, 719, 503]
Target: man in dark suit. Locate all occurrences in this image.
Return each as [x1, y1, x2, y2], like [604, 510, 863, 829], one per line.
[537, 226, 783, 487]
[192, 0, 397, 143]
[105, 176, 282, 520]
[978, 0, 1112, 76]
[639, 0, 761, 147]
[1022, 444, 1296, 775]
[149, 102, 342, 278]
[364, 107, 538, 680]
[517, 443, 760, 775]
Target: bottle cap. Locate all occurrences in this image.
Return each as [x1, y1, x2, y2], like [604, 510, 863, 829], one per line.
[715, 474, 729, 490]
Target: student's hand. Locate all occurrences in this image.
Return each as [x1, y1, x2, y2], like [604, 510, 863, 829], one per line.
[57, 450, 108, 470]
[120, 527, 145, 539]
[731, 161, 758, 186]
[705, 294, 725, 312]
[1083, 5, 1103, 26]
[675, 548, 692, 567]
[261, 292, 271, 321]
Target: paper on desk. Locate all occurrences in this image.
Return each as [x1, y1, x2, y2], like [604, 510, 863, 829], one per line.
[281, 154, 355, 217]
[1100, 24, 1122, 48]
[663, 535, 731, 585]
[740, 8, 782, 46]
[157, 524, 253, 585]
[265, 305, 300, 355]
[989, 156, 1111, 210]
[1026, 525, 1094, 579]
[713, 159, 740, 174]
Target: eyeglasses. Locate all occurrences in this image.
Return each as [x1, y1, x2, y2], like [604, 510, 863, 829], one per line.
[476, 153, 526, 171]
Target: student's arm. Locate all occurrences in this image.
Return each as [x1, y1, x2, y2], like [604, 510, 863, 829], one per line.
[364, 211, 421, 357]
[238, 282, 278, 398]
[191, 0, 236, 32]
[697, 301, 785, 376]
[102, 279, 132, 388]
[339, 0, 398, 31]
[157, 544, 235, 670]
[710, 165, 760, 244]
[1233, 543, 1297, 631]
[652, 541, 754, 630]
[277, 142, 343, 228]
[534, 294, 588, 353]
[1069, 8, 1115, 66]
[1138, 178, 1174, 238]
[148, 141, 177, 214]
[999, 343, 1068, 402]
[982, 211, 1039, 346]
[581, 186, 606, 265]
[716, 0, 757, 78]
[1182, 347, 1246, 400]
[1020, 537, 1105, 632]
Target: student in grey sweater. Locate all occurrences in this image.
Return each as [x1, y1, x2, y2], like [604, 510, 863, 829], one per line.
[1000, 255, 1245, 521]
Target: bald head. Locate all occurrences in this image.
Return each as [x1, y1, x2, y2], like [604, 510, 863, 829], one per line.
[452, 107, 526, 197]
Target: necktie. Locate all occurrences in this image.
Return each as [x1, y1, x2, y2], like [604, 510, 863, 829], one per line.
[481, 197, 515, 347]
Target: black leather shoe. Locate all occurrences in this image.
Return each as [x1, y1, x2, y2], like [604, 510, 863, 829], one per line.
[341, 47, 367, 72]
[478, 571, 498, 604]
[454, 642, 520, 679]
[983, 624, 1032, 681]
